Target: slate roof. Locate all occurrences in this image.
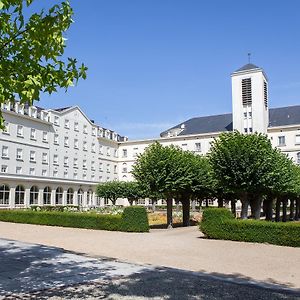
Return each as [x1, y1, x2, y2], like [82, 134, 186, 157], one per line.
[160, 105, 300, 137]
[234, 63, 260, 72]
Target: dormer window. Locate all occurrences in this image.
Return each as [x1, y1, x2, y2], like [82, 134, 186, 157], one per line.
[54, 116, 59, 126]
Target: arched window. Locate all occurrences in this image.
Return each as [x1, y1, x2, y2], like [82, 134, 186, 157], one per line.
[67, 188, 74, 205]
[87, 189, 93, 206]
[0, 184, 10, 205]
[30, 186, 39, 205]
[78, 188, 83, 206]
[15, 185, 25, 205]
[43, 187, 51, 205]
[297, 152, 300, 164]
[56, 187, 63, 205]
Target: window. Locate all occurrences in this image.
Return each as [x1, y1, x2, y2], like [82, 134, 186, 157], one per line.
[249, 127, 253, 133]
[243, 112, 247, 118]
[107, 164, 110, 173]
[264, 81, 268, 108]
[30, 186, 39, 205]
[16, 166, 22, 174]
[77, 189, 83, 206]
[195, 142, 201, 152]
[83, 124, 87, 134]
[0, 184, 10, 205]
[64, 170, 68, 178]
[122, 163, 127, 173]
[42, 152, 48, 164]
[55, 187, 63, 205]
[30, 151, 36, 162]
[297, 153, 300, 164]
[15, 185, 25, 205]
[53, 154, 58, 165]
[64, 136, 69, 147]
[53, 170, 58, 177]
[114, 149, 118, 157]
[83, 172, 87, 179]
[133, 147, 138, 157]
[92, 127, 96, 136]
[54, 134, 59, 145]
[122, 149, 127, 158]
[91, 143, 96, 153]
[1, 165, 8, 173]
[91, 161, 95, 170]
[83, 159, 87, 169]
[2, 122, 9, 134]
[42, 131, 48, 142]
[17, 125, 23, 137]
[249, 112, 252, 118]
[99, 162, 103, 172]
[83, 141, 87, 151]
[2, 146, 8, 158]
[244, 128, 248, 133]
[74, 157, 78, 167]
[74, 170, 78, 179]
[64, 156, 69, 166]
[29, 168, 35, 175]
[296, 135, 300, 145]
[114, 165, 117, 174]
[242, 78, 252, 105]
[74, 139, 79, 149]
[43, 187, 51, 205]
[107, 147, 110, 156]
[64, 119, 70, 129]
[30, 128, 36, 140]
[42, 169, 47, 176]
[54, 116, 60, 126]
[74, 122, 79, 131]
[278, 136, 285, 146]
[67, 188, 74, 205]
[181, 143, 187, 150]
[99, 145, 103, 154]
[16, 148, 23, 160]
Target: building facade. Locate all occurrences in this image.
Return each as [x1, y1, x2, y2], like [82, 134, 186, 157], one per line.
[1, 63, 300, 208]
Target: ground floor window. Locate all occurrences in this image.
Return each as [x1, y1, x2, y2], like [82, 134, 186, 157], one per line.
[15, 185, 25, 205]
[43, 186, 51, 205]
[30, 186, 39, 205]
[55, 187, 63, 205]
[67, 188, 74, 205]
[0, 184, 9, 205]
[78, 189, 83, 206]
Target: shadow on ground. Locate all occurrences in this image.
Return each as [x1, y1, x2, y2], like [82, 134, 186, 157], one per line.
[0, 239, 299, 300]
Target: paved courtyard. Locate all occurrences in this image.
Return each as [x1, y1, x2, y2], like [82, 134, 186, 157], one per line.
[0, 239, 299, 299]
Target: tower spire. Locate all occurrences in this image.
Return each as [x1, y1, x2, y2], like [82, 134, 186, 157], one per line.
[248, 53, 251, 63]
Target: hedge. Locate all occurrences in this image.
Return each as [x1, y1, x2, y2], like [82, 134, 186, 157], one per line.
[0, 206, 149, 233]
[200, 208, 300, 247]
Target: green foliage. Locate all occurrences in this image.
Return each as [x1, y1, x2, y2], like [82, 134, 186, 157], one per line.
[96, 181, 123, 204]
[121, 181, 144, 204]
[0, 206, 150, 232]
[200, 208, 300, 247]
[0, 0, 87, 126]
[121, 206, 149, 232]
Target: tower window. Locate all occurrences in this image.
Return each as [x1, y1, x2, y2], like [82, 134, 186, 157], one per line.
[242, 78, 252, 105]
[264, 81, 268, 108]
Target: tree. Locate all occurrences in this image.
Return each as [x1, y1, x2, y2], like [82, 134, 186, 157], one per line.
[96, 181, 123, 206]
[0, 0, 87, 126]
[209, 131, 276, 219]
[121, 181, 144, 206]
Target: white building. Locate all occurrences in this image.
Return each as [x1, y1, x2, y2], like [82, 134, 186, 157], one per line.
[1, 63, 300, 208]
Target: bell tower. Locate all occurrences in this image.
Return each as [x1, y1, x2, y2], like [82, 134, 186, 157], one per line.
[231, 62, 269, 134]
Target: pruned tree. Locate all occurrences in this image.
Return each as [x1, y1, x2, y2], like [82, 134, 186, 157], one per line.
[0, 0, 87, 126]
[121, 181, 144, 206]
[96, 181, 123, 206]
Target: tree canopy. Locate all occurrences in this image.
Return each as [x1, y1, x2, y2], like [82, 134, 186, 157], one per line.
[0, 0, 87, 126]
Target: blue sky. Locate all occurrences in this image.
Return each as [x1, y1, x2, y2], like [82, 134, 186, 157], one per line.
[36, 0, 300, 139]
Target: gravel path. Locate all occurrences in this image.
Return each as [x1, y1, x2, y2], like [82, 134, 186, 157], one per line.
[0, 221, 299, 292]
[0, 239, 299, 300]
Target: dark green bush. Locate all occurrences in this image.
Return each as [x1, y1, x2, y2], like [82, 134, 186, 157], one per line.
[121, 206, 149, 232]
[0, 206, 149, 232]
[200, 208, 300, 247]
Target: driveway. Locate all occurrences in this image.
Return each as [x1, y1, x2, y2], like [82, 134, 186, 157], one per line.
[0, 239, 299, 299]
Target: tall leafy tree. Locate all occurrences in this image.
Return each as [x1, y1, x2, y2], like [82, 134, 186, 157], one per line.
[121, 181, 144, 206]
[96, 181, 123, 206]
[0, 0, 87, 126]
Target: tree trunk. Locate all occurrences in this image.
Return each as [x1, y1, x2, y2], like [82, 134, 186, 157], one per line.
[111, 199, 116, 206]
[264, 198, 274, 221]
[129, 199, 134, 206]
[250, 195, 262, 220]
[191, 199, 196, 211]
[217, 198, 223, 208]
[289, 198, 295, 221]
[166, 198, 173, 229]
[240, 193, 249, 219]
[176, 200, 180, 213]
[205, 198, 209, 208]
[231, 200, 236, 217]
[275, 198, 281, 222]
[282, 198, 287, 222]
[182, 199, 190, 227]
[295, 198, 300, 221]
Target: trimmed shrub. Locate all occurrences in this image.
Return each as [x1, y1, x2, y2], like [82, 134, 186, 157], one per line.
[0, 206, 149, 232]
[200, 208, 300, 247]
[121, 206, 149, 232]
